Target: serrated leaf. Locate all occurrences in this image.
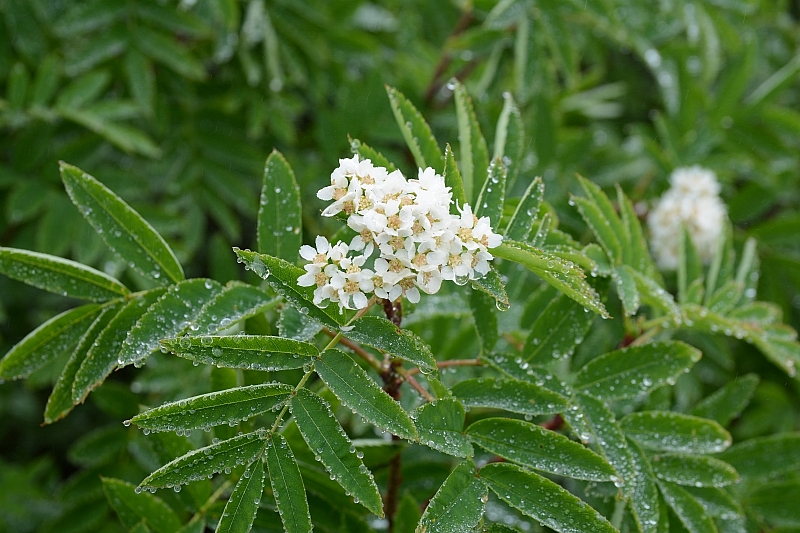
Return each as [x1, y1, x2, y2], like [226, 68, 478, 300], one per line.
[191, 282, 276, 335]
[481, 355, 572, 397]
[443, 143, 467, 210]
[346, 316, 436, 373]
[573, 341, 700, 401]
[290, 388, 383, 516]
[467, 418, 615, 481]
[416, 460, 487, 533]
[626, 266, 681, 325]
[682, 486, 744, 521]
[717, 433, 800, 481]
[620, 411, 731, 454]
[570, 393, 634, 489]
[73, 288, 165, 403]
[530, 213, 552, 248]
[626, 437, 660, 533]
[257, 150, 302, 262]
[523, 292, 595, 364]
[102, 477, 182, 533]
[161, 335, 317, 371]
[493, 240, 609, 317]
[475, 158, 506, 229]
[451, 377, 567, 416]
[216, 459, 265, 533]
[386, 86, 443, 173]
[266, 435, 312, 533]
[453, 81, 489, 203]
[615, 264, 640, 316]
[414, 398, 473, 458]
[140, 430, 268, 490]
[0, 304, 101, 380]
[131, 383, 292, 433]
[470, 265, 509, 309]
[577, 177, 628, 264]
[505, 177, 544, 242]
[60, 163, 184, 285]
[572, 196, 622, 264]
[480, 462, 617, 533]
[348, 137, 397, 172]
[470, 287, 498, 353]
[45, 301, 123, 423]
[118, 279, 223, 366]
[657, 480, 718, 533]
[650, 453, 738, 487]
[233, 248, 346, 328]
[278, 304, 323, 341]
[0, 247, 129, 302]
[690, 374, 759, 426]
[315, 349, 417, 440]
[745, 481, 800, 527]
[493, 92, 524, 188]
[616, 184, 654, 276]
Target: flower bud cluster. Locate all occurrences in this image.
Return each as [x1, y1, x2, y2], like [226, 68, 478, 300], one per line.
[297, 155, 503, 310]
[648, 166, 727, 270]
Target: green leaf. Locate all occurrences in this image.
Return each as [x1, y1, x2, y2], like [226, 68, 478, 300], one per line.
[493, 92, 524, 188]
[0, 247, 129, 302]
[73, 288, 165, 403]
[480, 462, 617, 533]
[657, 480, 718, 533]
[346, 316, 436, 373]
[570, 393, 634, 491]
[523, 292, 595, 364]
[64, 32, 126, 76]
[348, 137, 397, 172]
[530, 213, 552, 248]
[614, 264, 640, 316]
[626, 267, 681, 325]
[192, 282, 276, 335]
[571, 197, 622, 265]
[131, 383, 292, 433]
[216, 459, 266, 533]
[689, 374, 759, 426]
[30, 53, 61, 106]
[266, 435, 312, 533]
[470, 265, 509, 309]
[705, 225, 735, 304]
[118, 279, 223, 366]
[475, 158, 506, 229]
[290, 388, 383, 516]
[315, 349, 417, 440]
[470, 287, 498, 353]
[102, 477, 182, 533]
[0, 304, 101, 380]
[59, 108, 162, 157]
[450, 377, 568, 416]
[45, 301, 123, 423]
[616, 184, 654, 276]
[124, 49, 155, 115]
[135, 26, 206, 81]
[493, 240, 609, 318]
[414, 398, 473, 458]
[147, 432, 211, 510]
[620, 411, 731, 454]
[505, 177, 544, 242]
[233, 248, 346, 328]
[257, 150, 302, 262]
[467, 418, 615, 481]
[706, 280, 744, 316]
[650, 453, 738, 487]
[454, 81, 489, 203]
[679, 227, 704, 304]
[626, 437, 661, 533]
[417, 460, 487, 533]
[745, 481, 800, 527]
[717, 433, 800, 481]
[60, 163, 184, 285]
[682, 486, 744, 521]
[577, 177, 629, 263]
[443, 144, 467, 210]
[573, 341, 701, 401]
[140, 430, 268, 490]
[161, 335, 317, 372]
[278, 304, 323, 342]
[396, 493, 421, 533]
[482, 355, 571, 397]
[386, 86, 444, 173]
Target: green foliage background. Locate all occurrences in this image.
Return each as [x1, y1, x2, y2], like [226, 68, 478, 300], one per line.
[2, 1, 800, 532]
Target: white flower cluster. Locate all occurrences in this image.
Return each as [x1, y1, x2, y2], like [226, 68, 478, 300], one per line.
[297, 155, 503, 310]
[647, 166, 727, 270]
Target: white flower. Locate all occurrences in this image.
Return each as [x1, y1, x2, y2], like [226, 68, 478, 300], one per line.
[648, 166, 727, 270]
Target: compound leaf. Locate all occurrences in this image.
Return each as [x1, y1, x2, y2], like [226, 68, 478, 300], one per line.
[265, 435, 312, 533]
